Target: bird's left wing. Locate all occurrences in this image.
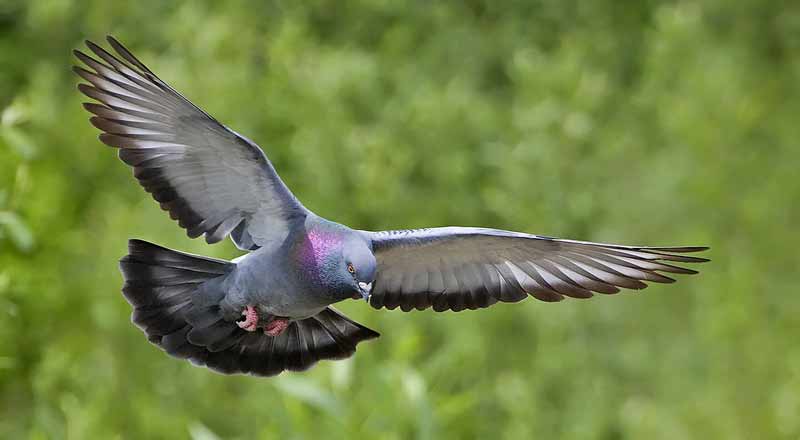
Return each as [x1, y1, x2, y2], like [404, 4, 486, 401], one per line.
[74, 36, 309, 250]
[364, 227, 708, 312]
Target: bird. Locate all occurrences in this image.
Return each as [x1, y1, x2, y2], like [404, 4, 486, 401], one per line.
[74, 36, 709, 377]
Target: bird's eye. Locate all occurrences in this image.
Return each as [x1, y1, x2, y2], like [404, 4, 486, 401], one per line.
[347, 263, 355, 274]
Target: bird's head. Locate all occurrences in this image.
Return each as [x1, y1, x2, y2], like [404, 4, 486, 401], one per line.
[295, 227, 376, 302]
[342, 238, 376, 302]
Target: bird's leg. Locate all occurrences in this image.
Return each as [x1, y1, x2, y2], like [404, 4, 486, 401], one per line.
[237, 305, 259, 332]
[263, 317, 290, 337]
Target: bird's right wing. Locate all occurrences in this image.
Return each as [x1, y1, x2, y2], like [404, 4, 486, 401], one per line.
[75, 36, 308, 250]
[365, 227, 709, 312]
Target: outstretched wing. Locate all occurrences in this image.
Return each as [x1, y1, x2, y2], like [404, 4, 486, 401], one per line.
[74, 36, 308, 250]
[364, 227, 709, 312]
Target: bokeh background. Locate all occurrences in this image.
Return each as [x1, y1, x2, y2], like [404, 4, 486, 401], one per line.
[1, 1, 799, 438]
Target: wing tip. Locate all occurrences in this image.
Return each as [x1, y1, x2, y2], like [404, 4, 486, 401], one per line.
[76, 82, 94, 95]
[97, 132, 123, 148]
[655, 253, 710, 264]
[88, 116, 102, 129]
[655, 246, 710, 253]
[84, 38, 102, 53]
[71, 65, 87, 77]
[106, 35, 126, 55]
[674, 267, 700, 275]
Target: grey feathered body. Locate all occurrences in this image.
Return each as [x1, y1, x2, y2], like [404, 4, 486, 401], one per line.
[219, 217, 365, 321]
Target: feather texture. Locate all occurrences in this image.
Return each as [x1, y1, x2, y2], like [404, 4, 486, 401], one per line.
[365, 227, 708, 312]
[74, 37, 309, 250]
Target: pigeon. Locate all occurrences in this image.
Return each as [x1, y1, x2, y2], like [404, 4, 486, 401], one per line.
[74, 36, 709, 377]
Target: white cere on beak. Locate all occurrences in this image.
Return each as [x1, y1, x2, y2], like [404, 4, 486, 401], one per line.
[358, 282, 373, 301]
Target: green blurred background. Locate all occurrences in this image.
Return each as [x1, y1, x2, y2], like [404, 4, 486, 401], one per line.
[1, 1, 799, 438]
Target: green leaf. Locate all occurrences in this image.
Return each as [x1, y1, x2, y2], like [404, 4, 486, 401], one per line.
[273, 376, 340, 414]
[188, 423, 221, 440]
[0, 126, 36, 159]
[0, 211, 34, 252]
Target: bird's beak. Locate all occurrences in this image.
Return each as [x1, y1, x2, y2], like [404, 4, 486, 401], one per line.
[358, 282, 372, 301]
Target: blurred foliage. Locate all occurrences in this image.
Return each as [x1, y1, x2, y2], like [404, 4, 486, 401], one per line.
[1, 0, 799, 438]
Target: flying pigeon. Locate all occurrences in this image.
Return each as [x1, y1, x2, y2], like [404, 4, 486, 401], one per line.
[74, 37, 709, 377]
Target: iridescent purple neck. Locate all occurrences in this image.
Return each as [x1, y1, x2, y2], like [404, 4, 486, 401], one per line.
[294, 228, 343, 282]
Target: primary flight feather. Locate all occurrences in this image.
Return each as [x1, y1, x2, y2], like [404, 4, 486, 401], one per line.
[74, 36, 708, 377]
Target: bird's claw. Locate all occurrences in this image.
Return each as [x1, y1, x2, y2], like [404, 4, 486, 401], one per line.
[237, 305, 289, 336]
[237, 305, 259, 332]
[264, 318, 290, 337]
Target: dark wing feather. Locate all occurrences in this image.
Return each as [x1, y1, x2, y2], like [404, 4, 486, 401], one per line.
[364, 227, 709, 312]
[173, 306, 378, 377]
[74, 36, 308, 250]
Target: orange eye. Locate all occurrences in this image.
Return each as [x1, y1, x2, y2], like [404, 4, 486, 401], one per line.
[347, 264, 355, 274]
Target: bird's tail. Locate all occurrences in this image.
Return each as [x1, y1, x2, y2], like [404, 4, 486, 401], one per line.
[119, 239, 379, 376]
[119, 239, 233, 347]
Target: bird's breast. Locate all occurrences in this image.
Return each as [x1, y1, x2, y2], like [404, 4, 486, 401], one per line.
[224, 239, 345, 320]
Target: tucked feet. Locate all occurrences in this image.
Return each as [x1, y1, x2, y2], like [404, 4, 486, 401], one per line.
[237, 305, 259, 332]
[264, 317, 290, 337]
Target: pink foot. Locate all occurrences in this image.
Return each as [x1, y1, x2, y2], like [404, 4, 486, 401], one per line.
[264, 318, 290, 337]
[237, 305, 259, 332]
